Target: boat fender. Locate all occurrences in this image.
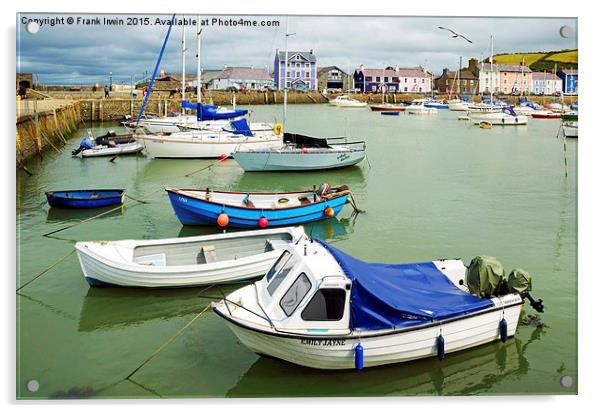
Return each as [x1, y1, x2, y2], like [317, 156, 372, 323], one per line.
[502, 118, 505, 124]
[324, 207, 334, 217]
[258, 217, 269, 228]
[436, 334, 445, 361]
[355, 343, 364, 371]
[217, 213, 229, 228]
[499, 318, 508, 342]
[278, 198, 289, 205]
[273, 123, 283, 135]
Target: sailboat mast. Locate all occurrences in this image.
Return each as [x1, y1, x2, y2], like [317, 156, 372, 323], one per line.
[196, 16, 201, 105]
[458, 55, 462, 97]
[489, 35, 494, 103]
[283, 17, 289, 132]
[181, 19, 186, 115]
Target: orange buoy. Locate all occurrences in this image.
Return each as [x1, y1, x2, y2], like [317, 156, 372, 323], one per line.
[219, 153, 228, 160]
[217, 213, 229, 227]
[324, 207, 334, 217]
[302, 147, 309, 154]
[258, 217, 269, 228]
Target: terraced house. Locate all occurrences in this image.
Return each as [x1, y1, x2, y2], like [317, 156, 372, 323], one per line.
[274, 50, 317, 91]
[353, 65, 432, 93]
[557, 69, 578, 94]
[531, 72, 562, 95]
[479, 62, 532, 95]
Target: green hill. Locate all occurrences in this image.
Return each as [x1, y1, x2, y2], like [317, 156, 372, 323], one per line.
[485, 49, 577, 72]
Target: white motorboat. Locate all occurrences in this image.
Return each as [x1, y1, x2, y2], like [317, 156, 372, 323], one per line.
[136, 119, 283, 159]
[232, 133, 366, 171]
[329, 95, 367, 108]
[75, 227, 307, 288]
[470, 109, 528, 126]
[407, 99, 438, 115]
[512, 105, 536, 116]
[467, 102, 502, 113]
[563, 122, 578, 138]
[213, 239, 543, 370]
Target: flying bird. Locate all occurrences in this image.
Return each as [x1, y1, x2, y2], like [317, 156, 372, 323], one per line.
[438, 26, 473, 43]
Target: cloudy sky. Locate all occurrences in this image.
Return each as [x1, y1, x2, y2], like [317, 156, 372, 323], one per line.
[17, 13, 577, 85]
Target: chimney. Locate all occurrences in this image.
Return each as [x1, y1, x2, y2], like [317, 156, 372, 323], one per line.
[159, 68, 165, 77]
[360, 64, 364, 72]
[310, 49, 313, 55]
[395, 65, 399, 72]
[468, 58, 478, 75]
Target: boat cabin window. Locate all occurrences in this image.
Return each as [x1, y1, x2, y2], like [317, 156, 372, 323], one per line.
[301, 289, 346, 321]
[279, 273, 312, 316]
[267, 251, 297, 295]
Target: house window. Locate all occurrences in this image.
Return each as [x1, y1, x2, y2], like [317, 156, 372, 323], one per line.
[413, 79, 417, 83]
[384, 77, 389, 82]
[422, 78, 425, 83]
[404, 78, 408, 83]
[404, 86, 408, 92]
[286, 81, 291, 88]
[419, 87, 422, 92]
[366, 76, 372, 81]
[376, 76, 380, 82]
[296, 63, 300, 68]
[280, 273, 312, 317]
[286, 71, 290, 78]
[301, 289, 346, 321]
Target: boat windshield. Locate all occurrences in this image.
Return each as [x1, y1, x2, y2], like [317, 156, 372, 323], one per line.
[266, 251, 297, 296]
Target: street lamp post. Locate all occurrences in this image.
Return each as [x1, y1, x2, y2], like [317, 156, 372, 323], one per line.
[109, 72, 113, 91]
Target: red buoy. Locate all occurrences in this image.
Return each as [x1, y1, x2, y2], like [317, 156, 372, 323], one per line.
[258, 217, 269, 228]
[219, 153, 228, 160]
[217, 213, 229, 227]
[324, 207, 334, 217]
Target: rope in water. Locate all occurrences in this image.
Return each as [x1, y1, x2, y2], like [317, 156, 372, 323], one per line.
[125, 303, 212, 380]
[16, 249, 75, 292]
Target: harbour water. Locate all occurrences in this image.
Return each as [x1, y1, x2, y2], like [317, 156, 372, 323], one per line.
[16, 104, 577, 398]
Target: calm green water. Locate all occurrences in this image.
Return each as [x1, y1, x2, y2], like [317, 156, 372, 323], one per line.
[16, 104, 577, 398]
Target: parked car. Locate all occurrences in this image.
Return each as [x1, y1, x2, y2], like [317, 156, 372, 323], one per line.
[325, 88, 343, 93]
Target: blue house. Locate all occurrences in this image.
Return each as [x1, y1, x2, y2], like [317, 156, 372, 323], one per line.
[274, 50, 317, 91]
[557, 69, 578, 94]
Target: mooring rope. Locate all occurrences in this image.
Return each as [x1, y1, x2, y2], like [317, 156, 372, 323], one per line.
[184, 158, 226, 177]
[125, 303, 212, 380]
[16, 249, 75, 292]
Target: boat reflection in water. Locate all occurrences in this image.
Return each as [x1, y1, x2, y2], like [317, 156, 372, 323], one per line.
[226, 327, 544, 397]
[45, 204, 126, 224]
[77, 284, 240, 333]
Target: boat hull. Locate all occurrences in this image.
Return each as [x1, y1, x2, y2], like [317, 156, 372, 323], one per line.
[138, 134, 282, 159]
[215, 298, 522, 370]
[232, 149, 366, 171]
[369, 105, 406, 112]
[166, 189, 349, 228]
[563, 123, 578, 138]
[46, 190, 125, 208]
[470, 113, 528, 125]
[75, 227, 305, 288]
[448, 102, 470, 111]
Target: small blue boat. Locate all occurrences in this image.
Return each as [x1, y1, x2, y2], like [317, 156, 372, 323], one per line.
[45, 189, 125, 209]
[381, 111, 399, 116]
[166, 185, 350, 228]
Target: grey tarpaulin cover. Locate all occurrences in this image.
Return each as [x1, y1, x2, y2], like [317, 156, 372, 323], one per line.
[466, 256, 506, 298]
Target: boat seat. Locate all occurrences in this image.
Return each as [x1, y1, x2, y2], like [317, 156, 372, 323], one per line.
[199, 245, 217, 264]
[298, 196, 311, 205]
[265, 239, 291, 252]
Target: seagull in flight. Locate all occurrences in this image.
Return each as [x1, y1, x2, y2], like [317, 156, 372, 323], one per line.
[438, 26, 473, 43]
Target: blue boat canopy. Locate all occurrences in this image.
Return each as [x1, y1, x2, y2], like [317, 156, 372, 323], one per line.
[181, 100, 248, 121]
[316, 239, 494, 331]
[227, 118, 253, 137]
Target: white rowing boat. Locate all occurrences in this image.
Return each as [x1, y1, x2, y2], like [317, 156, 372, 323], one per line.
[214, 239, 543, 370]
[75, 227, 307, 287]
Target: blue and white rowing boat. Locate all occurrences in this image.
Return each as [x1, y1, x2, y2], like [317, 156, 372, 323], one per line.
[165, 185, 350, 228]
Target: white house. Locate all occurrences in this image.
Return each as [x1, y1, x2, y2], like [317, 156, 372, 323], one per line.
[208, 67, 273, 91]
[531, 72, 562, 95]
[478, 62, 501, 94]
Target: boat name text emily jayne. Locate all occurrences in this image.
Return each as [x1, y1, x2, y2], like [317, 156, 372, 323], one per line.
[300, 339, 347, 346]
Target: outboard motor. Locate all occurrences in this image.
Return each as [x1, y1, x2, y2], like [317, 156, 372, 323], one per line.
[72, 137, 95, 156]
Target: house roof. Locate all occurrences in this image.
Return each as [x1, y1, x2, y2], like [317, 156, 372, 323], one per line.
[532, 72, 561, 80]
[480, 63, 532, 73]
[215, 67, 271, 81]
[276, 51, 316, 63]
[317, 66, 347, 75]
[437, 69, 478, 80]
[357, 67, 430, 79]
[558, 68, 578, 75]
